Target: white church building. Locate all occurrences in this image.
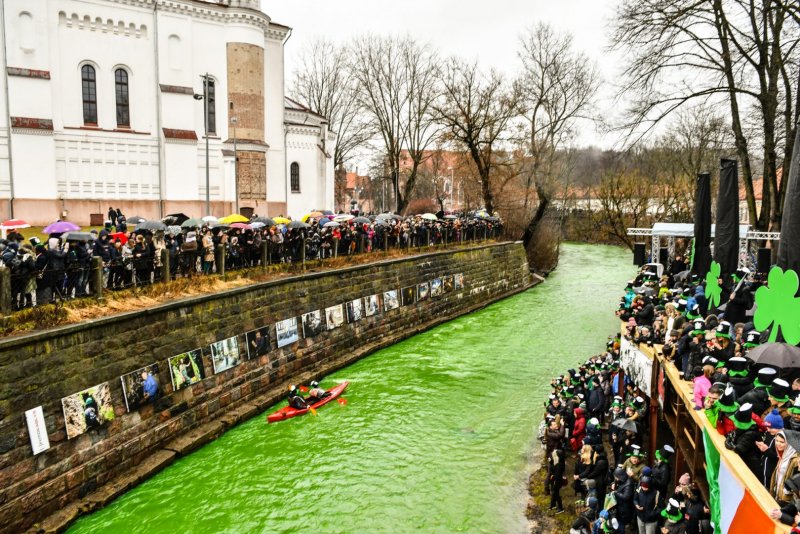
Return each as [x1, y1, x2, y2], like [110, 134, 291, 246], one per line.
[0, 0, 335, 225]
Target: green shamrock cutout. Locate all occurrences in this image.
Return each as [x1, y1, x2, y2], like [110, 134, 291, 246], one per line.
[706, 261, 722, 309]
[754, 266, 800, 345]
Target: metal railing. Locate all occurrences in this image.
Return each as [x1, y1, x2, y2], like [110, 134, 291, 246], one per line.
[0, 223, 503, 314]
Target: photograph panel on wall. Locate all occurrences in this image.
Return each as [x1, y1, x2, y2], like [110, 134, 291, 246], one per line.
[302, 310, 325, 338]
[245, 327, 271, 359]
[401, 286, 416, 306]
[120, 362, 160, 412]
[62, 382, 115, 440]
[364, 294, 380, 317]
[454, 273, 464, 290]
[383, 290, 399, 311]
[276, 317, 300, 348]
[168, 349, 205, 391]
[210, 336, 241, 374]
[417, 282, 430, 301]
[325, 304, 345, 330]
[443, 275, 455, 293]
[346, 298, 364, 323]
[430, 278, 443, 298]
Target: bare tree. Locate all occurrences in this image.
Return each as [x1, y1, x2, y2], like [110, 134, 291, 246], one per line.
[291, 38, 373, 171]
[612, 0, 800, 231]
[350, 35, 441, 214]
[516, 23, 600, 247]
[433, 59, 519, 214]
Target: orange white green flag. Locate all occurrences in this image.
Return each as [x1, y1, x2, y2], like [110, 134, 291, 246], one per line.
[703, 427, 776, 533]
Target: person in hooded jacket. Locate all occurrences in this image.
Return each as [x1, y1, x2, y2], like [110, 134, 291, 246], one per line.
[611, 466, 635, 532]
[572, 407, 587, 451]
[769, 430, 800, 505]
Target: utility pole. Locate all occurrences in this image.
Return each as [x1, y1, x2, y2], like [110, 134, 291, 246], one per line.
[200, 74, 210, 216]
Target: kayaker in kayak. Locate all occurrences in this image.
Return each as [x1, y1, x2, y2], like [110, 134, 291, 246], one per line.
[306, 381, 330, 403]
[287, 385, 309, 409]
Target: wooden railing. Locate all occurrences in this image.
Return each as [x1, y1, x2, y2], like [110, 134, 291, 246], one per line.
[621, 327, 791, 533]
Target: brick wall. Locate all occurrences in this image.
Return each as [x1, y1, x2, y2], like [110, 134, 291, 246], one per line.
[0, 243, 533, 532]
[226, 42, 265, 142]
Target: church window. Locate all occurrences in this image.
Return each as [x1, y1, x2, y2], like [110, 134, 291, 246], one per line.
[290, 162, 300, 192]
[81, 64, 97, 125]
[115, 69, 130, 127]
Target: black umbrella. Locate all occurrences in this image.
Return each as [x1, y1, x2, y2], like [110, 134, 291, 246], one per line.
[287, 220, 310, 229]
[353, 216, 371, 224]
[127, 216, 147, 224]
[747, 343, 800, 369]
[251, 216, 275, 226]
[135, 220, 167, 233]
[162, 213, 190, 225]
[62, 231, 94, 242]
[611, 418, 638, 433]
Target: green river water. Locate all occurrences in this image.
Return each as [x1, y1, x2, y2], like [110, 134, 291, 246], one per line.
[68, 243, 633, 534]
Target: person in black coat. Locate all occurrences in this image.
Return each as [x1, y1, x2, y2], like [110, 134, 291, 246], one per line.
[611, 467, 635, 531]
[740, 367, 778, 417]
[650, 444, 675, 507]
[46, 238, 67, 299]
[725, 403, 764, 476]
[547, 448, 566, 513]
[633, 476, 661, 531]
[726, 276, 753, 326]
[581, 446, 609, 509]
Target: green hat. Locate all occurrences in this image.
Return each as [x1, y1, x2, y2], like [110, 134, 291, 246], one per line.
[627, 444, 645, 458]
[753, 367, 777, 389]
[743, 330, 761, 349]
[715, 321, 732, 340]
[733, 403, 755, 430]
[661, 498, 683, 522]
[717, 386, 739, 413]
[788, 396, 800, 415]
[656, 444, 674, 462]
[768, 378, 791, 404]
[690, 319, 705, 336]
[726, 357, 749, 378]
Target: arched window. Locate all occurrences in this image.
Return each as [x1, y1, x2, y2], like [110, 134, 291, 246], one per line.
[81, 64, 97, 124]
[115, 68, 130, 127]
[204, 77, 216, 134]
[290, 162, 300, 192]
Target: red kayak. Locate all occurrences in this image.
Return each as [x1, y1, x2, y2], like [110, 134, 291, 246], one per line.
[267, 381, 349, 423]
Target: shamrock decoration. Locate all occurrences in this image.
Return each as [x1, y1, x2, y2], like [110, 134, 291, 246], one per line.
[705, 261, 722, 309]
[754, 266, 800, 345]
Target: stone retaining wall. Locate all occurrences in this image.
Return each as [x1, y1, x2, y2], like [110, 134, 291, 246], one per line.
[0, 242, 534, 533]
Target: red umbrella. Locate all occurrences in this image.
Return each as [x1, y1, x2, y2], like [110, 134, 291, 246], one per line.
[109, 232, 128, 244]
[1, 218, 30, 229]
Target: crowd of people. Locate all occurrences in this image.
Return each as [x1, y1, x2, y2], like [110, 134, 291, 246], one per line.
[540, 254, 800, 533]
[0, 209, 502, 311]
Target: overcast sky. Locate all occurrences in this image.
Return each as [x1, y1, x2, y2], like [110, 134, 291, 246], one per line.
[262, 0, 623, 148]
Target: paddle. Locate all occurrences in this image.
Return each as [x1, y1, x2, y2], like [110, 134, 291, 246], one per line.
[308, 405, 317, 416]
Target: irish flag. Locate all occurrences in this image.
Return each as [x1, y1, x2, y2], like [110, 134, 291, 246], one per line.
[703, 428, 777, 533]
